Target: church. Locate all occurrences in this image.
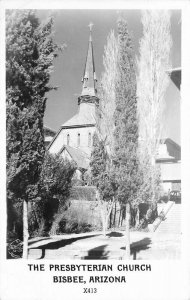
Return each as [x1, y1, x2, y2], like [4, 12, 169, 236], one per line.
[47, 24, 181, 192]
[48, 24, 99, 175]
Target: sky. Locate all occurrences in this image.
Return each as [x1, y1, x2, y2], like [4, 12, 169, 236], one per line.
[37, 9, 181, 145]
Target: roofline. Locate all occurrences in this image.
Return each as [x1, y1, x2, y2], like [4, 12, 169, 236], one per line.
[156, 158, 179, 163]
[139, 137, 181, 150]
[59, 145, 89, 170]
[59, 144, 89, 157]
[167, 67, 181, 73]
[160, 138, 181, 151]
[162, 180, 181, 183]
[47, 123, 96, 151]
[46, 127, 62, 151]
[44, 125, 56, 134]
[61, 124, 95, 129]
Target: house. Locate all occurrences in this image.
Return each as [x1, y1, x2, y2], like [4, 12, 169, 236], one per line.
[156, 138, 181, 192]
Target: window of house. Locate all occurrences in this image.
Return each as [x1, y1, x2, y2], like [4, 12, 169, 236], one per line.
[88, 132, 91, 147]
[67, 134, 70, 145]
[77, 133, 80, 146]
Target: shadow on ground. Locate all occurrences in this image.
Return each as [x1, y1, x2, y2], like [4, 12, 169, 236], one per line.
[106, 231, 124, 237]
[30, 234, 101, 259]
[28, 237, 51, 246]
[83, 232, 125, 259]
[121, 237, 152, 260]
[83, 245, 109, 259]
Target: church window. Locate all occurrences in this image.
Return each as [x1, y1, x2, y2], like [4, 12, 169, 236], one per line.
[67, 134, 70, 145]
[77, 133, 80, 146]
[88, 132, 91, 147]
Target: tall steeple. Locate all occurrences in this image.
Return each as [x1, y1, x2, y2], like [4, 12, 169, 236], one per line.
[78, 23, 99, 106]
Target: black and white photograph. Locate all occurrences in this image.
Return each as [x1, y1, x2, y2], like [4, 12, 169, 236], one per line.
[5, 8, 181, 260]
[0, 1, 190, 300]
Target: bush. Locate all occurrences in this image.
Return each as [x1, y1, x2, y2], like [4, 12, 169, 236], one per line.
[7, 153, 76, 240]
[7, 200, 23, 242]
[69, 186, 96, 201]
[27, 153, 76, 237]
[50, 199, 101, 235]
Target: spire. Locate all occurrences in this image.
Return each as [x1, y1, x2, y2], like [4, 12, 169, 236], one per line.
[81, 22, 97, 97]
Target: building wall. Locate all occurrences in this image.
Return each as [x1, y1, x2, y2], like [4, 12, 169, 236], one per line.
[159, 162, 181, 193]
[79, 102, 96, 117]
[49, 125, 96, 155]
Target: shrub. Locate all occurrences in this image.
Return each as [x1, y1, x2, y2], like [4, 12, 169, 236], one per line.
[69, 186, 96, 202]
[50, 199, 101, 235]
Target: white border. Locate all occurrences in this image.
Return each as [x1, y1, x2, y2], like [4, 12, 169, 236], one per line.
[0, 1, 190, 300]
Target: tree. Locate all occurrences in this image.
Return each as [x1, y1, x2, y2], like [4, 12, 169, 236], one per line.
[137, 10, 172, 207]
[90, 31, 118, 235]
[32, 153, 76, 236]
[6, 10, 62, 258]
[113, 16, 140, 258]
[98, 30, 118, 156]
[90, 133, 116, 236]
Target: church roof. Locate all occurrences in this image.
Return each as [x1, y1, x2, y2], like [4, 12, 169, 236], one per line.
[81, 23, 97, 97]
[167, 67, 181, 90]
[59, 145, 90, 169]
[62, 111, 96, 127]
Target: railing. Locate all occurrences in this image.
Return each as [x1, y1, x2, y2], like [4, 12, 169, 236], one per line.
[148, 201, 174, 232]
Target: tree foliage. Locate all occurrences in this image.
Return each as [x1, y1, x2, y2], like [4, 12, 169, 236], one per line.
[90, 132, 117, 235]
[39, 153, 76, 204]
[98, 30, 118, 155]
[113, 16, 140, 206]
[90, 31, 118, 234]
[90, 133, 116, 201]
[30, 153, 76, 236]
[137, 10, 172, 204]
[6, 10, 63, 257]
[6, 10, 62, 200]
[137, 10, 172, 161]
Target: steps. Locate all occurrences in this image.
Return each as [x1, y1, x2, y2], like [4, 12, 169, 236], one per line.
[156, 203, 181, 234]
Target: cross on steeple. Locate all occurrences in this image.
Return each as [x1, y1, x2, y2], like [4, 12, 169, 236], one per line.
[88, 22, 94, 32]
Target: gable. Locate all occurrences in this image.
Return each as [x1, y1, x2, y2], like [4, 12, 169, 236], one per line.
[60, 145, 90, 170]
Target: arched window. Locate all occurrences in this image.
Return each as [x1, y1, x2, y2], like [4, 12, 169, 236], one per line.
[67, 134, 70, 145]
[77, 133, 80, 147]
[88, 132, 91, 147]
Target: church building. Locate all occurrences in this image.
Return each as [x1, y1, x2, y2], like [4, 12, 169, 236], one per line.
[47, 24, 181, 192]
[48, 24, 99, 173]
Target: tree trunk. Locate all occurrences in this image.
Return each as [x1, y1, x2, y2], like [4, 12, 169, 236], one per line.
[109, 208, 112, 229]
[100, 207, 106, 237]
[135, 207, 140, 228]
[23, 199, 29, 259]
[118, 207, 122, 227]
[100, 201, 114, 237]
[125, 202, 130, 259]
[103, 220, 106, 237]
[113, 201, 117, 228]
[96, 190, 115, 237]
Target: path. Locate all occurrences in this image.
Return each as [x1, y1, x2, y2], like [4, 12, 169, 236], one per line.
[28, 229, 180, 260]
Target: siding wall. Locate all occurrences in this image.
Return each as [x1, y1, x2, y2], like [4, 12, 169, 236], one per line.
[49, 126, 96, 155]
